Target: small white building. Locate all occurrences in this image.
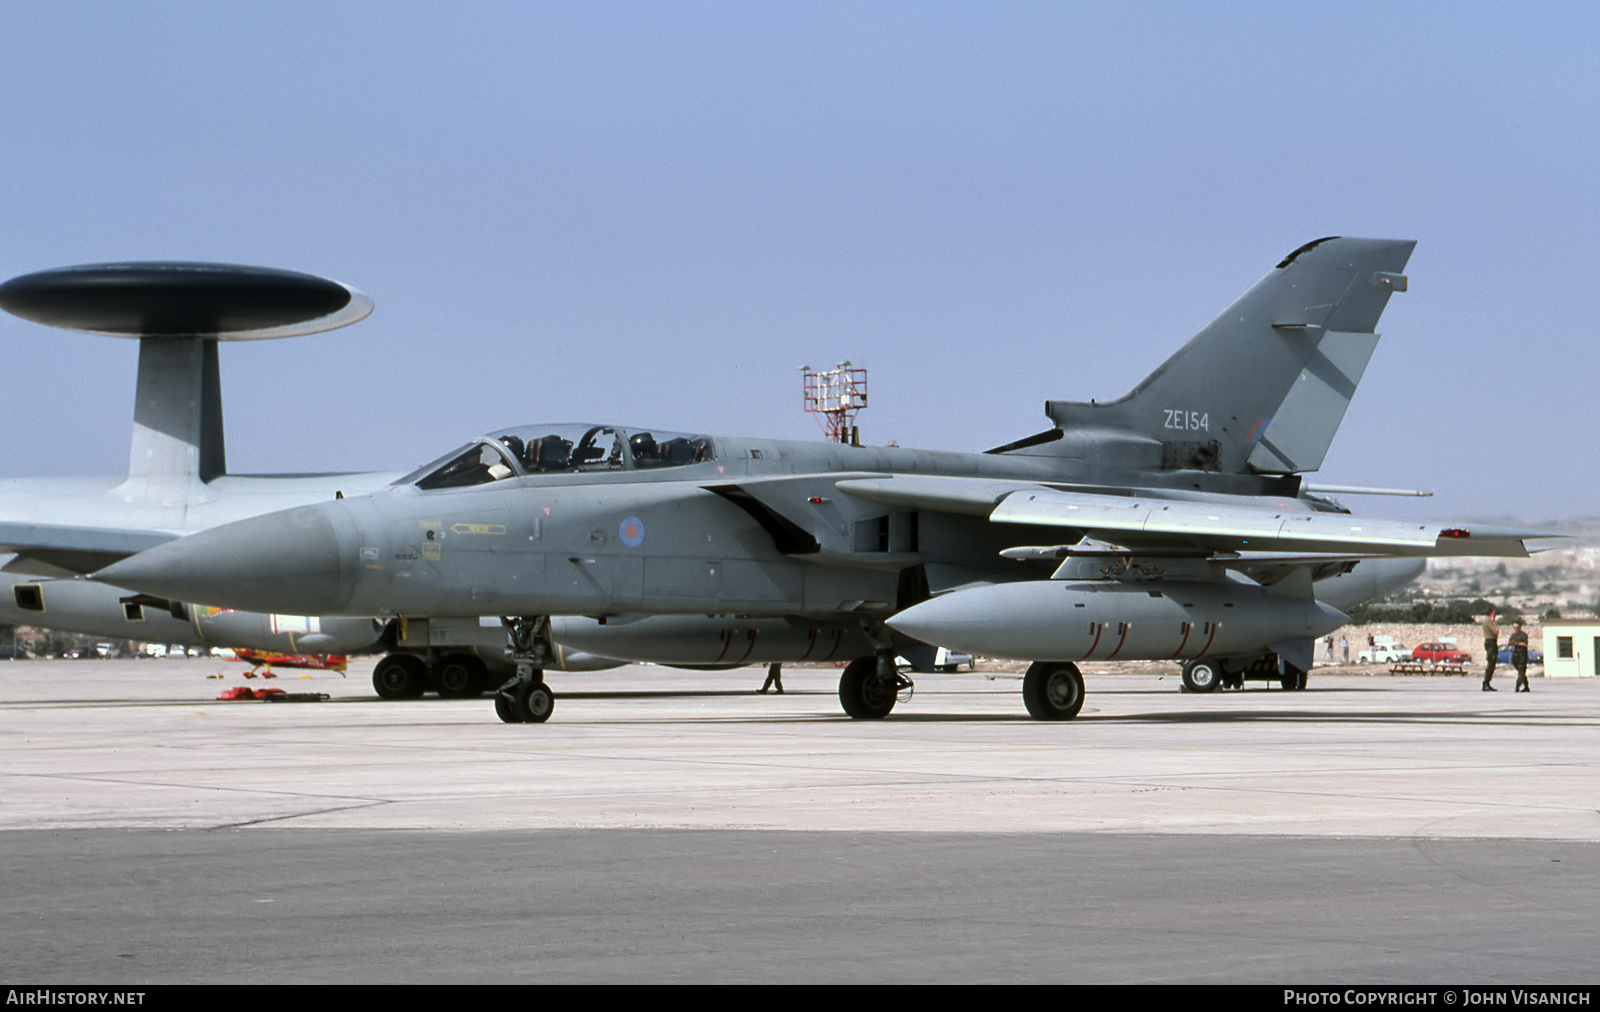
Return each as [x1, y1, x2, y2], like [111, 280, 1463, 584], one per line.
[1541, 619, 1600, 678]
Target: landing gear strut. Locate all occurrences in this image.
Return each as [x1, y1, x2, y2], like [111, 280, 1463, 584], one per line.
[495, 616, 556, 723]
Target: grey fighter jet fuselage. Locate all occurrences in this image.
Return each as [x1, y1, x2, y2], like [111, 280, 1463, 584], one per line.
[90, 237, 1548, 723]
[95, 427, 1436, 622]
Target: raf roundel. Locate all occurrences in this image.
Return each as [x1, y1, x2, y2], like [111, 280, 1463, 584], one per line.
[619, 517, 645, 548]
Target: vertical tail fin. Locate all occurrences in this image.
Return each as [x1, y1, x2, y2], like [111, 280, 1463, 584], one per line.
[1040, 237, 1415, 475]
[120, 335, 229, 499]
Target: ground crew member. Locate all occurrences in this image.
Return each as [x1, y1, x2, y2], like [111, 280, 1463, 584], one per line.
[1481, 606, 1499, 692]
[1509, 621, 1531, 693]
[760, 662, 784, 694]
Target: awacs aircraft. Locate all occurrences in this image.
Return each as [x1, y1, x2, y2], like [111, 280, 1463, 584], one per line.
[0, 261, 397, 568]
[0, 263, 405, 662]
[88, 237, 1550, 724]
[0, 263, 652, 689]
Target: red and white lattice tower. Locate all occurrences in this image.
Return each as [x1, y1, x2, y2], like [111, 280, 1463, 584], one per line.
[801, 362, 868, 444]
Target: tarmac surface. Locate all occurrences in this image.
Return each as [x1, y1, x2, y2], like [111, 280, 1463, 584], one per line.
[2, 657, 1597, 983]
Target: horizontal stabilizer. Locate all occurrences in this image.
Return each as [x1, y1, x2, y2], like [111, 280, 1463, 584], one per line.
[0, 522, 176, 575]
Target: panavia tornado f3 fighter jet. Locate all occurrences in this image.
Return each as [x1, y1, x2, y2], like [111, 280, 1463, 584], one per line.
[84, 236, 1551, 723]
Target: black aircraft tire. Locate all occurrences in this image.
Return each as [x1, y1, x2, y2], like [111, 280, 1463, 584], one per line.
[515, 680, 556, 723]
[372, 655, 427, 700]
[1022, 662, 1085, 720]
[1181, 658, 1223, 694]
[437, 655, 487, 699]
[494, 692, 524, 724]
[1280, 666, 1308, 691]
[838, 657, 896, 719]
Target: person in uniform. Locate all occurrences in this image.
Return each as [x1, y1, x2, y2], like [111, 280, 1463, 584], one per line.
[1509, 621, 1532, 692]
[760, 662, 784, 694]
[1480, 606, 1499, 692]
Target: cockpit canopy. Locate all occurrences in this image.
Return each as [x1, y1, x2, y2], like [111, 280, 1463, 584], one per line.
[405, 423, 716, 490]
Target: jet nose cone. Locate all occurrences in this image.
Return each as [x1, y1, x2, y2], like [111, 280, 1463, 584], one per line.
[96, 503, 358, 615]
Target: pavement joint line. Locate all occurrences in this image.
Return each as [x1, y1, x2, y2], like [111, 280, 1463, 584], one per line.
[211, 800, 394, 830]
[1, 770, 393, 803]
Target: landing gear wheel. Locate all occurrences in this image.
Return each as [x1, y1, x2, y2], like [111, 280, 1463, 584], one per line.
[1181, 658, 1223, 694]
[514, 679, 555, 723]
[372, 654, 427, 699]
[494, 691, 524, 724]
[437, 655, 487, 698]
[1280, 665, 1308, 691]
[839, 656, 897, 719]
[1022, 662, 1085, 720]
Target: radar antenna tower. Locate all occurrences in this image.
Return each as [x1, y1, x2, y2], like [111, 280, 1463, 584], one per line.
[801, 361, 868, 445]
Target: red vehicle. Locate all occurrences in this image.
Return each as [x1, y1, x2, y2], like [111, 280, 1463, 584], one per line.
[1411, 642, 1471, 664]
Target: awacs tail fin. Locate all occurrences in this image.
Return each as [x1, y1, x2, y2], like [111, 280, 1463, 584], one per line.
[1011, 237, 1414, 476]
[127, 335, 229, 487]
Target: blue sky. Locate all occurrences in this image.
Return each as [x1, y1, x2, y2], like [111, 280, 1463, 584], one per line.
[1, 2, 1594, 519]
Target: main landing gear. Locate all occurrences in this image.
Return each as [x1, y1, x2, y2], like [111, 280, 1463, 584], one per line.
[1181, 655, 1308, 692]
[1181, 657, 1225, 693]
[372, 652, 490, 700]
[1022, 662, 1085, 720]
[437, 654, 490, 698]
[838, 654, 913, 719]
[494, 616, 557, 724]
[836, 649, 1086, 722]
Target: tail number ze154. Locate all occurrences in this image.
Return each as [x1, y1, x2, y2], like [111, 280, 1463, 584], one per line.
[1164, 410, 1209, 431]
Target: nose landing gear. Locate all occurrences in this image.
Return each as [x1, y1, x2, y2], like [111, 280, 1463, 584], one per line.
[495, 616, 557, 724]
